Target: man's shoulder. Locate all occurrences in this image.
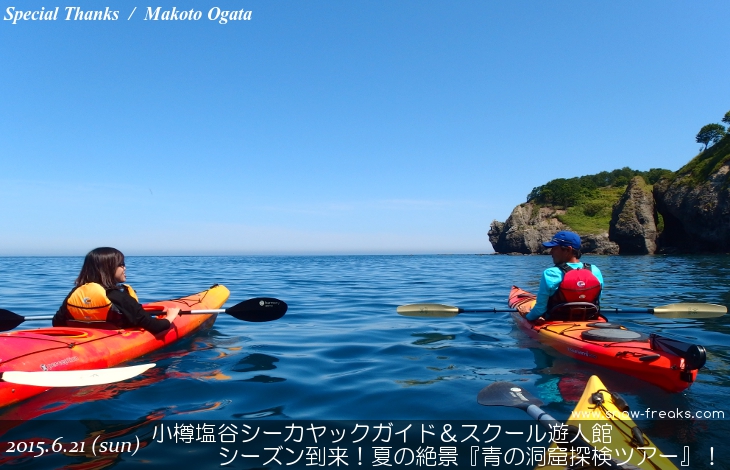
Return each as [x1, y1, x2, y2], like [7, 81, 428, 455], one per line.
[543, 265, 564, 274]
[542, 265, 565, 281]
[582, 262, 602, 272]
[550, 262, 601, 275]
[569, 261, 601, 271]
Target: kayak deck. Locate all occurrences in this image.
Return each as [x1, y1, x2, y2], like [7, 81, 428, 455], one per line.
[0, 284, 229, 408]
[540, 375, 678, 470]
[509, 286, 698, 393]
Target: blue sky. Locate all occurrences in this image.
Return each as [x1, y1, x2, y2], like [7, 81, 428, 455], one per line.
[2, 1, 729, 255]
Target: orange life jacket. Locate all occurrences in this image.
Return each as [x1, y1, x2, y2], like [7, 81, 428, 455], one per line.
[66, 283, 138, 322]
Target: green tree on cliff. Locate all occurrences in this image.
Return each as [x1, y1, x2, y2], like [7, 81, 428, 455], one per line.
[696, 123, 726, 151]
[723, 110, 730, 127]
[534, 178, 589, 208]
[644, 168, 673, 184]
[526, 167, 671, 206]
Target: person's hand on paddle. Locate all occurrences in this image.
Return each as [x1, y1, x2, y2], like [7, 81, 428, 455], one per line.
[516, 303, 531, 316]
[515, 304, 544, 323]
[164, 307, 180, 324]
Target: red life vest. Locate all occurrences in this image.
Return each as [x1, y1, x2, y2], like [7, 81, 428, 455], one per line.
[546, 263, 601, 320]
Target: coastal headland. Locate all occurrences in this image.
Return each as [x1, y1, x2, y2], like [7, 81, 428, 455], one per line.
[489, 123, 730, 255]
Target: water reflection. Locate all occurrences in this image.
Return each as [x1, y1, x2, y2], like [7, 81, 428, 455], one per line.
[232, 405, 285, 419]
[410, 332, 456, 346]
[468, 332, 500, 342]
[230, 353, 285, 383]
[232, 353, 279, 372]
[240, 375, 286, 383]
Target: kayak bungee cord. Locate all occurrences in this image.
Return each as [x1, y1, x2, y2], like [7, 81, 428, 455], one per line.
[587, 390, 666, 470]
[0, 329, 124, 365]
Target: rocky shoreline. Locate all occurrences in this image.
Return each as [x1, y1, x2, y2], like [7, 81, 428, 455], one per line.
[489, 156, 730, 255]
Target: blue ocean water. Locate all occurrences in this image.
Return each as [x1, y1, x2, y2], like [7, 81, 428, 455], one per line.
[0, 254, 728, 469]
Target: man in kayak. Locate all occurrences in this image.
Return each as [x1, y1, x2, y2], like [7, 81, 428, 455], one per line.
[522, 230, 604, 322]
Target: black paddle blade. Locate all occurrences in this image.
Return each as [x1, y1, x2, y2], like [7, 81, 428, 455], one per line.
[0, 309, 26, 332]
[226, 298, 287, 322]
[477, 382, 542, 410]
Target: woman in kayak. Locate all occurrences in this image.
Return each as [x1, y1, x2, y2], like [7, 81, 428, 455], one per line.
[52, 247, 179, 333]
[521, 230, 604, 322]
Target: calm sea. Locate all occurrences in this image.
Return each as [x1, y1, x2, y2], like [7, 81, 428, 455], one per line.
[0, 255, 728, 469]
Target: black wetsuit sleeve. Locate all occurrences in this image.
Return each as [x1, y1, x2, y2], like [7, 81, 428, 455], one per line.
[52, 290, 74, 327]
[107, 288, 172, 334]
[52, 304, 69, 327]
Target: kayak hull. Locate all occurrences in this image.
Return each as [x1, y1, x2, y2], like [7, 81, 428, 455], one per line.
[540, 375, 678, 470]
[0, 285, 230, 409]
[509, 286, 697, 393]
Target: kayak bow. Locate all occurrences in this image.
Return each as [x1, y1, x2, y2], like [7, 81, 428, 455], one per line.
[478, 375, 678, 470]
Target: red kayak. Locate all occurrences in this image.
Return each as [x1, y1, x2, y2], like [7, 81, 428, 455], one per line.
[0, 284, 229, 408]
[509, 286, 705, 393]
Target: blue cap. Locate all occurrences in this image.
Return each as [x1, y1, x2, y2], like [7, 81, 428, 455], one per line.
[543, 231, 581, 250]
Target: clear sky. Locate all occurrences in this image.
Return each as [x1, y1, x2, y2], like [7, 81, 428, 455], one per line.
[1, 1, 729, 255]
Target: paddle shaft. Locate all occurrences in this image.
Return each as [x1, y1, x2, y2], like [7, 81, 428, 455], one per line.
[2, 296, 287, 329]
[397, 301, 726, 319]
[524, 403, 561, 430]
[397, 305, 644, 316]
[142, 307, 225, 314]
[459, 308, 515, 313]
[446, 307, 701, 314]
[459, 307, 656, 314]
[9, 309, 220, 323]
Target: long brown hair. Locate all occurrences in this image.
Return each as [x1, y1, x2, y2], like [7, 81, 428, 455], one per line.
[75, 247, 125, 289]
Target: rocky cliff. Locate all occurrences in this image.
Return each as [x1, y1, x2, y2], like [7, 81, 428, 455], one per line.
[490, 136, 730, 254]
[653, 144, 730, 252]
[609, 176, 658, 254]
[489, 203, 619, 254]
[488, 203, 566, 254]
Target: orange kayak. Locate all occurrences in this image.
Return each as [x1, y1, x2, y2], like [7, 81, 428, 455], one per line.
[509, 286, 703, 393]
[0, 284, 229, 408]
